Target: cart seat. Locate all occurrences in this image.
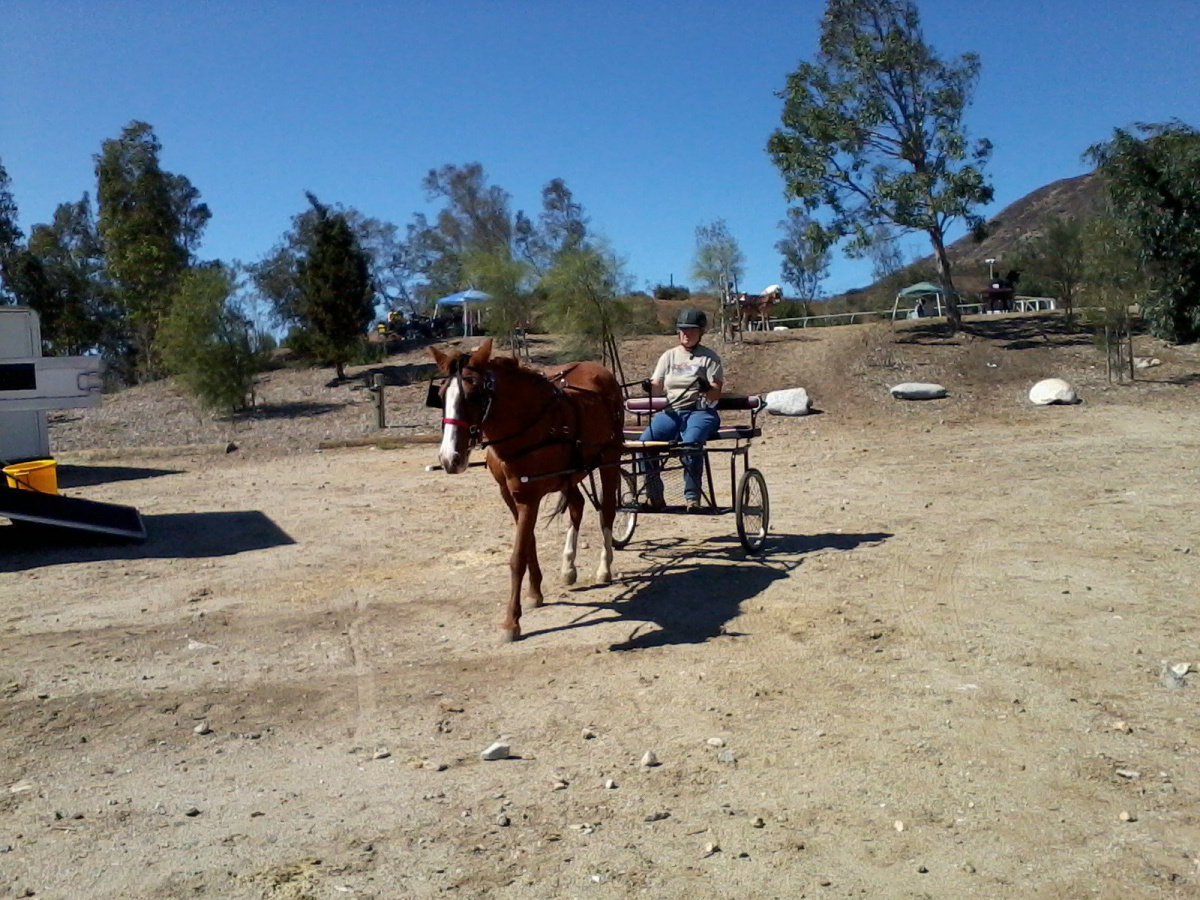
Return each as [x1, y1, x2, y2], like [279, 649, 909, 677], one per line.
[625, 395, 762, 414]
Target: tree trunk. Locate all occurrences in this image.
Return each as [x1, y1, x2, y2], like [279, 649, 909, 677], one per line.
[928, 228, 962, 333]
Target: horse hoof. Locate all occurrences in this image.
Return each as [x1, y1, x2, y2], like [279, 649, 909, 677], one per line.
[562, 569, 577, 586]
[500, 627, 520, 643]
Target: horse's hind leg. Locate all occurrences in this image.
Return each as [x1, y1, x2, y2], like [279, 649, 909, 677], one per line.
[560, 487, 585, 587]
[595, 466, 618, 584]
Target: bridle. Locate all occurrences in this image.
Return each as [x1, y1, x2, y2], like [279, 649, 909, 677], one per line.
[427, 353, 495, 446]
[428, 356, 597, 462]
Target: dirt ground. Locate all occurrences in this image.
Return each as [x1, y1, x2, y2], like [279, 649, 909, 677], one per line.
[3, 316, 1200, 899]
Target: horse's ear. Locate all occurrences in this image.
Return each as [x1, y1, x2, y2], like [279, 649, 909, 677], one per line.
[430, 345, 451, 372]
[469, 338, 493, 368]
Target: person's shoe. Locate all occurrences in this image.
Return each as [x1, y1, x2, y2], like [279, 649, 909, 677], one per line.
[684, 498, 701, 512]
[643, 494, 666, 511]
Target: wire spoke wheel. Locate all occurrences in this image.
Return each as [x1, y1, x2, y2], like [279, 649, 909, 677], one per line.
[735, 468, 769, 554]
[612, 471, 638, 549]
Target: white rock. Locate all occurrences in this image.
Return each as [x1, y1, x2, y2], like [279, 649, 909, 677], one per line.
[765, 387, 812, 416]
[193, 722, 212, 735]
[640, 750, 659, 767]
[604, 778, 617, 789]
[706, 737, 725, 747]
[890, 382, 947, 400]
[1134, 357, 1161, 369]
[480, 741, 511, 761]
[1029, 378, 1079, 406]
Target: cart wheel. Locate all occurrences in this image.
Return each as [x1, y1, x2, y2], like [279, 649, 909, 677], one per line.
[735, 468, 769, 554]
[611, 471, 639, 549]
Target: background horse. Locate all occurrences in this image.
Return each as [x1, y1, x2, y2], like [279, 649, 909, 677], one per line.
[430, 339, 624, 642]
[738, 285, 782, 333]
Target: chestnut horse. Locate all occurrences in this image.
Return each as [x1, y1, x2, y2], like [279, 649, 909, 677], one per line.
[737, 286, 782, 333]
[430, 339, 624, 641]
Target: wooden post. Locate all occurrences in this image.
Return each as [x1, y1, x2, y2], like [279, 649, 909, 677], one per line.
[374, 373, 386, 428]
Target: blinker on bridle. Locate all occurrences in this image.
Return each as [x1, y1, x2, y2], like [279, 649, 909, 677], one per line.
[427, 354, 494, 440]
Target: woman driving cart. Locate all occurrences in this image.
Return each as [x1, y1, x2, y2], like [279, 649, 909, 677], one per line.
[638, 308, 724, 510]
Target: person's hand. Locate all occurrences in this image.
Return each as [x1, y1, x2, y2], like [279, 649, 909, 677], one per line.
[696, 376, 711, 394]
[640, 379, 652, 394]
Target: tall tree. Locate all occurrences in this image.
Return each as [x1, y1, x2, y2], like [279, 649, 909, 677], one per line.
[409, 163, 513, 305]
[692, 219, 745, 297]
[767, 0, 993, 331]
[0, 158, 25, 305]
[95, 121, 210, 379]
[540, 240, 632, 374]
[776, 212, 831, 307]
[462, 246, 534, 351]
[295, 194, 374, 380]
[516, 178, 589, 274]
[25, 195, 113, 356]
[1086, 121, 1200, 343]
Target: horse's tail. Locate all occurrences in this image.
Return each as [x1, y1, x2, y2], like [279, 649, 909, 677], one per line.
[542, 491, 570, 525]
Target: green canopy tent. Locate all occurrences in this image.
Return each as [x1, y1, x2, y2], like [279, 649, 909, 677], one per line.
[891, 282, 948, 322]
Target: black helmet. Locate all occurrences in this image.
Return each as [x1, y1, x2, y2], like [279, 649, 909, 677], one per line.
[675, 308, 707, 330]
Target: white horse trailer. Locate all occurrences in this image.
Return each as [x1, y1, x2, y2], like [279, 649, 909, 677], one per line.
[0, 306, 103, 462]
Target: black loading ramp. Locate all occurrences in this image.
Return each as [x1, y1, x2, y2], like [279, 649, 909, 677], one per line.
[0, 486, 147, 541]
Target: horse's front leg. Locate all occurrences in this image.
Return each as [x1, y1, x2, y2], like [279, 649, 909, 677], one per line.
[504, 500, 541, 641]
[560, 487, 585, 587]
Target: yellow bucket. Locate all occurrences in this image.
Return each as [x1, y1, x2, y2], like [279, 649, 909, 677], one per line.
[3, 459, 58, 494]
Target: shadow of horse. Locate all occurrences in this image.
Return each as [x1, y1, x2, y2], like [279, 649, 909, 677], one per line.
[519, 530, 892, 649]
[0, 510, 295, 572]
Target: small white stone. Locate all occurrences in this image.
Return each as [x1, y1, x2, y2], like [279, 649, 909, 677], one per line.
[640, 751, 659, 767]
[1119, 810, 1137, 822]
[193, 722, 212, 735]
[706, 737, 725, 747]
[894, 820, 905, 832]
[480, 742, 511, 761]
[1116, 769, 1140, 780]
[581, 727, 597, 740]
[604, 779, 616, 790]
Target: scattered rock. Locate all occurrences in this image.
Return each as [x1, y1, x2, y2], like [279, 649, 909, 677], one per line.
[890, 382, 947, 401]
[894, 820, 905, 832]
[422, 760, 448, 771]
[193, 722, 212, 735]
[640, 750, 659, 767]
[372, 750, 391, 760]
[706, 737, 725, 748]
[184, 807, 201, 817]
[765, 388, 813, 416]
[1116, 769, 1140, 780]
[1111, 720, 1132, 734]
[551, 780, 568, 791]
[644, 811, 670, 822]
[1161, 663, 1189, 689]
[702, 841, 721, 857]
[495, 814, 510, 827]
[604, 779, 617, 790]
[751, 817, 765, 828]
[581, 727, 597, 740]
[1133, 357, 1162, 369]
[480, 742, 511, 761]
[1119, 810, 1137, 822]
[717, 749, 736, 765]
[1029, 378, 1080, 406]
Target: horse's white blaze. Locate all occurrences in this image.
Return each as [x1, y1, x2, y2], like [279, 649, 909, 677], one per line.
[595, 527, 614, 583]
[438, 379, 470, 474]
[561, 523, 579, 584]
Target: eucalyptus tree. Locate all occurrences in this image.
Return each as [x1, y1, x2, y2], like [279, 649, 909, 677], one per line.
[767, 0, 993, 330]
[0, 158, 23, 304]
[95, 121, 210, 378]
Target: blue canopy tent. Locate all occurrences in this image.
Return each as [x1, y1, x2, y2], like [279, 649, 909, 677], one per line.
[434, 289, 492, 336]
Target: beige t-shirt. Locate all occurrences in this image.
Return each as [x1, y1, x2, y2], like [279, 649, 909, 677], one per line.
[652, 344, 724, 410]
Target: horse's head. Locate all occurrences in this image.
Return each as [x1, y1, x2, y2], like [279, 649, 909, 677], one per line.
[429, 338, 494, 474]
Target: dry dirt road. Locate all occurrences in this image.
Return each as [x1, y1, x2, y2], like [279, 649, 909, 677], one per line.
[3, 323, 1200, 899]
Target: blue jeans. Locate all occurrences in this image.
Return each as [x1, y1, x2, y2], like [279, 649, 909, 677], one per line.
[638, 407, 720, 502]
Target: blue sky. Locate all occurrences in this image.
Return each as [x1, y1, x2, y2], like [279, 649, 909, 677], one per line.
[3, 1, 1199, 300]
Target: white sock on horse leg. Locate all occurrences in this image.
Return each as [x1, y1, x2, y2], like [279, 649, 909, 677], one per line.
[596, 527, 614, 583]
[561, 524, 579, 585]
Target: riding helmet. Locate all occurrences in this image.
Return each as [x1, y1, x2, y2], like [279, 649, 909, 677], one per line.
[676, 308, 707, 330]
